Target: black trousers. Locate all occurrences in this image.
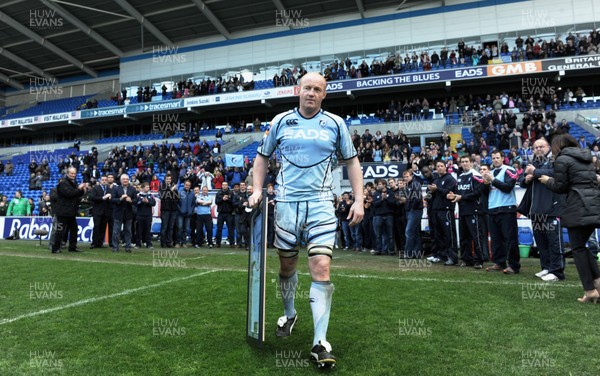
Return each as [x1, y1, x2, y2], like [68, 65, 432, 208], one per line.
[430, 210, 457, 261]
[481, 214, 491, 261]
[195, 214, 213, 245]
[568, 225, 600, 291]
[160, 210, 177, 246]
[427, 208, 438, 256]
[190, 215, 197, 245]
[136, 216, 152, 247]
[216, 213, 235, 245]
[392, 212, 406, 253]
[92, 213, 110, 247]
[236, 214, 250, 246]
[267, 210, 275, 246]
[489, 212, 520, 271]
[532, 217, 564, 279]
[362, 216, 373, 250]
[53, 215, 78, 251]
[459, 214, 486, 264]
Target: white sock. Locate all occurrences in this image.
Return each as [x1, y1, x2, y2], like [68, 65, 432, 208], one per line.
[310, 281, 334, 347]
[279, 272, 297, 318]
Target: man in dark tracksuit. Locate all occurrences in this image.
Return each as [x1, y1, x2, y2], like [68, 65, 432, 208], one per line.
[371, 179, 395, 256]
[520, 138, 565, 281]
[402, 169, 423, 258]
[418, 167, 440, 261]
[233, 182, 251, 249]
[484, 151, 521, 274]
[478, 165, 492, 262]
[215, 181, 235, 247]
[448, 156, 486, 269]
[428, 161, 458, 265]
[159, 175, 179, 248]
[388, 177, 406, 256]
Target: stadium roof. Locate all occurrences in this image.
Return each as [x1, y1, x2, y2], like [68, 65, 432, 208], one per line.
[0, 0, 430, 90]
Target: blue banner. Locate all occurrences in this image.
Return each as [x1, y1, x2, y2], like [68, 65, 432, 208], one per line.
[126, 99, 184, 114]
[2, 217, 94, 242]
[80, 107, 126, 118]
[325, 66, 487, 93]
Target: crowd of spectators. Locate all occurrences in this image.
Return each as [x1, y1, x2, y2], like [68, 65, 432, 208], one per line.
[111, 28, 600, 106]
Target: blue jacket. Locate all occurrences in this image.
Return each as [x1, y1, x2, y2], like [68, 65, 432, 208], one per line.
[178, 187, 195, 216]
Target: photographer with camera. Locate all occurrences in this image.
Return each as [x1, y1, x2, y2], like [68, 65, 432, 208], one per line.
[136, 182, 156, 249]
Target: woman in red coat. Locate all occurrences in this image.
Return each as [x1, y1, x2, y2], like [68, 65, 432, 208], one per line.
[212, 170, 224, 189]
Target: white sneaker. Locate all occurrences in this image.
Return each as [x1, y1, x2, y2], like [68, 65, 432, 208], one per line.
[535, 269, 549, 278]
[426, 256, 435, 261]
[541, 273, 560, 282]
[430, 257, 441, 263]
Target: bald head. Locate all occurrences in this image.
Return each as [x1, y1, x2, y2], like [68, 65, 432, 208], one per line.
[298, 72, 327, 118]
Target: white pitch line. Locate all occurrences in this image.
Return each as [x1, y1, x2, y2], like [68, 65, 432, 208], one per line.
[0, 252, 582, 289]
[0, 270, 217, 326]
[330, 273, 581, 288]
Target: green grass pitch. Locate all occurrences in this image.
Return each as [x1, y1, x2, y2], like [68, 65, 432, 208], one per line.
[1, 240, 599, 376]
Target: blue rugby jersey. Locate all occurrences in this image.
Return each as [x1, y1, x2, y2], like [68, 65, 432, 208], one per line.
[257, 108, 357, 202]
